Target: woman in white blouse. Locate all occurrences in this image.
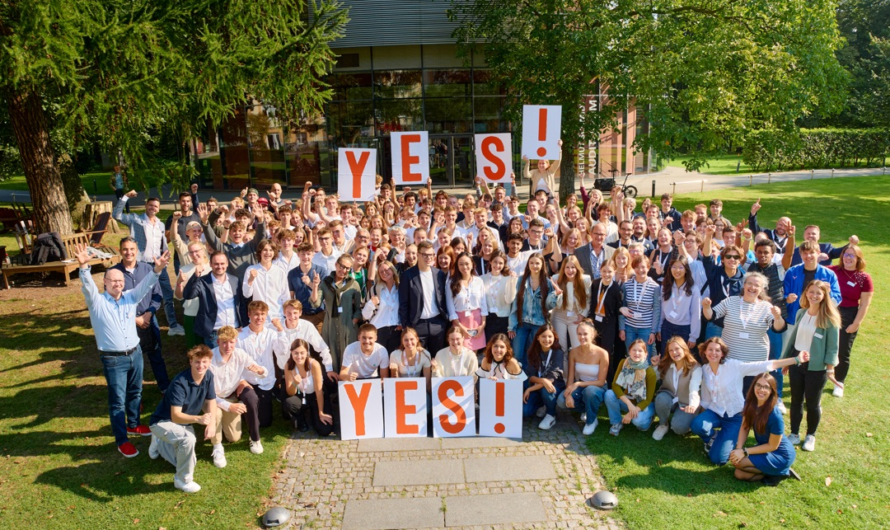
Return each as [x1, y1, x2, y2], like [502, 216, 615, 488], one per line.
[690, 337, 808, 465]
[652, 336, 702, 441]
[550, 255, 592, 352]
[446, 252, 489, 351]
[481, 250, 517, 338]
[476, 333, 527, 380]
[243, 240, 289, 321]
[362, 260, 401, 353]
[659, 256, 701, 354]
[432, 327, 479, 383]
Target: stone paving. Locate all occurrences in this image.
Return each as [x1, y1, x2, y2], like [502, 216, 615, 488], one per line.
[269, 413, 623, 529]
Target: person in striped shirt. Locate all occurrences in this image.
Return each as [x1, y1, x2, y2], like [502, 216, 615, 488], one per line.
[619, 256, 661, 361]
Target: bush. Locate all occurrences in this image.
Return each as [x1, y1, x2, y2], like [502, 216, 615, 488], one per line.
[742, 128, 890, 172]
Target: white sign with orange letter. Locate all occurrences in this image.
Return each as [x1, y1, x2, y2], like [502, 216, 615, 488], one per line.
[390, 131, 430, 185]
[478, 378, 523, 438]
[474, 133, 513, 184]
[338, 380, 384, 440]
[337, 148, 377, 202]
[383, 378, 428, 438]
[431, 376, 476, 438]
[521, 105, 562, 160]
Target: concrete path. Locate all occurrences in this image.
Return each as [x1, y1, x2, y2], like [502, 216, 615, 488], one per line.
[270, 415, 622, 529]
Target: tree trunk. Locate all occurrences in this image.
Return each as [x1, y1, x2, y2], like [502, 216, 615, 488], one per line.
[558, 142, 576, 204]
[6, 86, 73, 235]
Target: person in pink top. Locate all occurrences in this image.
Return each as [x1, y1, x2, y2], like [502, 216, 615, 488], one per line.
[827, 244, 873, 397]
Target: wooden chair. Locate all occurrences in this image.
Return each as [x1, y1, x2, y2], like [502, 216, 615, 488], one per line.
[1, 232, 121, 289]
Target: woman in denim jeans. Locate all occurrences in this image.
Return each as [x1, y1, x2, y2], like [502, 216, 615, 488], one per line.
[559, 321, 610, 435]
[508, 254, 558, 367]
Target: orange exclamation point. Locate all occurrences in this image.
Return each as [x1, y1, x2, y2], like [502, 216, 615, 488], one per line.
[494, 381, 506, 434]
[536, 108, 548, 158]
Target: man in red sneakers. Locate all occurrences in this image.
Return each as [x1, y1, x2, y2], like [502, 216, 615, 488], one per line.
[76, 244, 170, 458]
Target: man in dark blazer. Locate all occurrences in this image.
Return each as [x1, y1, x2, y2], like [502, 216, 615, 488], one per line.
[574, 223, 615, 280]
[399, 241, 449, 355]
[183, 252, 244, 348]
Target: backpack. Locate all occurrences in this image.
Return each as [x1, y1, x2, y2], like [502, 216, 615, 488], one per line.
[29, 232, 67, 265]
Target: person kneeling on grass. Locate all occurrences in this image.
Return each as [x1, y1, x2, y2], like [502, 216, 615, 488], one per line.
[605, 339, 657, 436]
[148, 345, 218, 493]
[208, 326, 268, 468]
[729, 373, 801, 486]
[283, 339, 335, 436]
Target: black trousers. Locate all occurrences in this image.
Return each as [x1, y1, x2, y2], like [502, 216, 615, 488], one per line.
[788, 362, 827, 436]
[377, 325, 402, 353]
[415, 317, 448, 356]
[486, 314, 509, 339]
[836, 306, 859, 383]
[253, 385, 275, 428]
[283, 392, 334, 437]
[226, 386, 261, 442]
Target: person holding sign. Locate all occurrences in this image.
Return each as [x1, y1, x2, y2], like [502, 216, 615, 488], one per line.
[283, 339, 334, 436]
[388, 328, 433, 382]
[522, 325, 566, 430]
[432, 327, 479, 382]
[522, 139, 563, 199]
[476, 333, 527, 381]
[558, 321, 610, 436]
[340, 324, 391, 381]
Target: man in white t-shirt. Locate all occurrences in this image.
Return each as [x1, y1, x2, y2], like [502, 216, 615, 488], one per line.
[339, 324, 391, 380]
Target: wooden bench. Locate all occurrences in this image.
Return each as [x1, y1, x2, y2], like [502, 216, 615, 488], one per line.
[1, 232, 120, 289]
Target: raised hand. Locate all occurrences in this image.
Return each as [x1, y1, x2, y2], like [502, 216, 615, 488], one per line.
[786, 293, 798, 304]
[311, 271, 321, 288]
[173, 211, 182, 220]
[74, 244, 91, 267]
[152, 251, 171, 274]
[197, 204, 208, 222]
[770, 305, 782, 319]
[271, 318, 284, 332]
[705, 224, 716, 236]
[751, 198, 762, 216]
[125, 190, 138, 198]
[702, 297, 712, 309]
[849, 235, 859, 246]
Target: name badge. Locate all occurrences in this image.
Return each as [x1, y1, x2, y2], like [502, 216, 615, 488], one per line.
[739, 332, 749, 339]
[847, 281, 856, 287]
[669, 310, 679, 319]
[815, 333, 824, 339]
[464, 310, 473, 318]
[595, 315, 604, 322]
[567, 311, 575, 317]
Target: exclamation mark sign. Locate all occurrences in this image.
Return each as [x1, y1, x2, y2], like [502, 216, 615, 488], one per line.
[494, 381, 506, 434]
[537, 108, 548, 158]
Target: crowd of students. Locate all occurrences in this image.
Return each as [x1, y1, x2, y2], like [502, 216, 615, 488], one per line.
[77, 162, 873, 493]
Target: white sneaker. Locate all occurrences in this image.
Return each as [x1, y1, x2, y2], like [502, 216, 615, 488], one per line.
[174, 478, 201, 493]
[652, 424, 670, 441]
[249, 439, 264, 454]
[538, 414, 556, 430]
[777, 401, 787, 415]
[211, 445, 227, 468]
[787, 433, 801, 446]
[168, 324, 185, 336]
[802, 435, 816, 452]
[833, 386, 844, 398]
[582, 418, 599, 436]
[580, 413, 587, 424]
[148, 434, 160, 460]
[536, 405, 547, 418]
[609, 423, 623, 436]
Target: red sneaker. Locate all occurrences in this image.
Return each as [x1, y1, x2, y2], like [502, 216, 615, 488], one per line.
[127, 425, 152, 436]
[118, 441, 140, 458]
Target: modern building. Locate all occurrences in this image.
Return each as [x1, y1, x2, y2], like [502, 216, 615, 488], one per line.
[192, 0, 654, 191]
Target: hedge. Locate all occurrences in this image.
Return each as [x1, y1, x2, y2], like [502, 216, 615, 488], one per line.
[741, 128, 890, 172]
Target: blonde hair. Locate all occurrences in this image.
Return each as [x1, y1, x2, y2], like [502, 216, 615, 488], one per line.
[800, 280, 841, 329]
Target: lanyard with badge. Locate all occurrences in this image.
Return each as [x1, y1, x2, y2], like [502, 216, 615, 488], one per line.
[737, 299, 754, 339]
[402, 350, 421, 377]
[539, 350, 553, 378]
[669, 285, 683, 321]
[595, 281, 611, 322]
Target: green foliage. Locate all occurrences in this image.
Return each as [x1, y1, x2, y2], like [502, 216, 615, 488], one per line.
[449, 0, 849, 176]
[742, 128, 890, 171]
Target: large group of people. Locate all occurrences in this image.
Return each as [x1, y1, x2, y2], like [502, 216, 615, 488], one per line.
[78, 159, 872, 493]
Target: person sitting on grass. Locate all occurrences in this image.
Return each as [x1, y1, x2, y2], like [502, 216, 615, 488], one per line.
[148, 345, 218, 494]
[652, 336, 701, 441]
[605, 339, 657, 436]
[729, 373, 801, 486]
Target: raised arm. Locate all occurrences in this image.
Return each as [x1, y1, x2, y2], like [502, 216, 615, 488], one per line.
[112, 191, 139, 226]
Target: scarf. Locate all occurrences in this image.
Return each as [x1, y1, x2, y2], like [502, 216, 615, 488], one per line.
[324, 274, 356, 316]
[615, 357, 649, 403]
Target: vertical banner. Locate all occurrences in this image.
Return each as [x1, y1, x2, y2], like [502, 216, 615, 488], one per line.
[391, 131, 430, 185]
[383, 378, 428, 438]
[432, 376, 476, 438]
[478, 379, 523, 438]
[338, 380, 384, 441]
[474, 133, 513, 183]
[337, 148, 377, 202]
[521, 105, 562, 160]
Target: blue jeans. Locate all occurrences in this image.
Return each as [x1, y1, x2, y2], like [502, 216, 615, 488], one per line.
[624, 326, 655, 361]
[512, 321, 541, 367]
[660, 321, 691, 355]
[604, 390, 655, 430]
[101, 347, 144, 445]
[558, 385, 606, 426]
[690, 409, 743, 465]
[156, 266, 179, 328]
[523, 381, 565, 418]
[704, 321, 723, 340]
[768, 328, 784, 398]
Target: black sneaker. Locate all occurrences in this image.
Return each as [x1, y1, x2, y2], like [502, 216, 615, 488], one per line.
[761, 475, 787, 487]
[789, 468, 802, 481]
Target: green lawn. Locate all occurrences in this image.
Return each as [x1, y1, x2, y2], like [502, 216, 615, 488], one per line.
[667, 154, 753, 175]
[0, 172, 118, 196]
[589, 176, 890, 529]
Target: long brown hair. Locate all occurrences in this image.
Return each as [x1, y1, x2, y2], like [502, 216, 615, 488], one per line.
[483, 333, 515, 365]
[449, 252, 476, 298]
[657, 336, 699, 379]
[556, 256, 588, 310]
[286, 338, 311, 372]
[742, 373, 778, 434]
[526, 324, 561, 370]
[516, 253, 549, 321]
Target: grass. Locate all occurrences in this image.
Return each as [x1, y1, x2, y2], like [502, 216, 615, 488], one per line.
[588, 176, 890, 529]
[0, 172, 118, 196]
[667, 154, 753, 175]
[0, 254, 291, 529]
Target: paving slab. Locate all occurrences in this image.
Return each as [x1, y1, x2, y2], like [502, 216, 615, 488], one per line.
[374, 458, 465, 486]
[445, 492, 547, 527]
[342, 497, 444, 529]
[358, 437, 441, 453]
[463, 455, 556, 483]
[439, 436, 522, 449]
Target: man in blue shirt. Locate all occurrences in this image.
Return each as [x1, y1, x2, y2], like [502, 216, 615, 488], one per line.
[784, 241, 842, 323]
[149, 345, 218, 493]
[77, 244, 169, 458]
[112, 237, 169, 391]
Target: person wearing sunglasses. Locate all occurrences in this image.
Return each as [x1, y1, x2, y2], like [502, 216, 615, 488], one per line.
[701, 224, 746, 341]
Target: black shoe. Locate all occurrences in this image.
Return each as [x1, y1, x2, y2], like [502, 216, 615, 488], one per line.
[789, 468, 802, 481]
[297, 415, 310, 432]
[761, 475, 787, 487]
